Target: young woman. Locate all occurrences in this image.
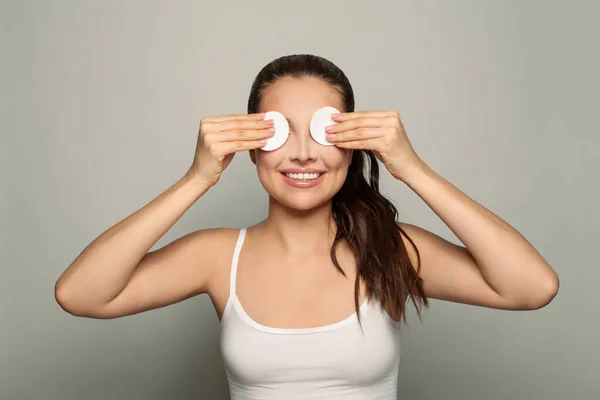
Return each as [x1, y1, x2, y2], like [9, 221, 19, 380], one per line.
[55, 54, 559, 399]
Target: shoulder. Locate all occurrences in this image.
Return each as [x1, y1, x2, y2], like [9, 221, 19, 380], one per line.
[165, 227, 240, 257]
[186, 226, 241, 244]
[159, 227, 242, 284]
[183, 226, 242, 263]
[183, 227, 243, 293]
[182, 227, 248, 313]
[396, 221, 446, 273]
[395, 222, 423, 265]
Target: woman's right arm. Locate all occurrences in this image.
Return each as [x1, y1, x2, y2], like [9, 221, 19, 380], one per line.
[54, 113, 274, 319]
[54, 173, 216, 319]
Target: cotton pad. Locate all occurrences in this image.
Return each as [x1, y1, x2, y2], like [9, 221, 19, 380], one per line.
[310, 106, 340, 146]
[260, 111, 289, 151]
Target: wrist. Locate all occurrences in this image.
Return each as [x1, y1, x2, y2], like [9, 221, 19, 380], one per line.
[399, 158, 436, 186]
[182, 170, 213, 195]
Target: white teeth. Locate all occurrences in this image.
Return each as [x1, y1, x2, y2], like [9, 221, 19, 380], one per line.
[285, 172, 321, 180]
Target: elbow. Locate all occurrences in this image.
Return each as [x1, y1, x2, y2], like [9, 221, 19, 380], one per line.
[54, 280, 79, 316]
[526, 275, 560, 310]
[54, 281, 116, 319]
[54, 280, 92, 317]
[541, 271, 560, 306]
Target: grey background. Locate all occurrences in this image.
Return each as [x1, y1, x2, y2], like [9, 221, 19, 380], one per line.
[2, 0, 598, 399]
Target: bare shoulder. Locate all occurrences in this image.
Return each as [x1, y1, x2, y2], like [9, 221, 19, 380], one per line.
[396, 222, 425, 270]
[191, 227, 244, 318]
[167, 226, 241, 288]
[193, 227, 241, 273]
[396, 221, 467, 275]
[177, 226, 239, 252]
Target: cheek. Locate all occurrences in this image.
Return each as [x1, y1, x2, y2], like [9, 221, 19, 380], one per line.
[255, 152, 280, 177]
[320, 147, 352, 170]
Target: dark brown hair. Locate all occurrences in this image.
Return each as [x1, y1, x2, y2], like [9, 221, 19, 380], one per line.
[247, 54, 428, 325]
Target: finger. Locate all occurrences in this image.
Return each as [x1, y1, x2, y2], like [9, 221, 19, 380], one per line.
[203, 113, 266, 124]
[333, 137, 381, 150]
[331, 110, 397, 121]
[326, 127, 387, 143]
[216, 118, 273, 133]
[325, 116, 383, 134]
[217, 127, 275, 142]
[213, 139, 269, 155]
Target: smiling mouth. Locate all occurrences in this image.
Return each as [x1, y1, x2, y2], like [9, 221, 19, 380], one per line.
[282, 172, 323, 181]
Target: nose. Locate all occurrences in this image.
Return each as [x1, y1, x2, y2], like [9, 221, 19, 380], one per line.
[288, 129, 318, 164]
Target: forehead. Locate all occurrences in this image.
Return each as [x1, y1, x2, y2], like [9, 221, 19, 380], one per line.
[258, 77, 344, 116]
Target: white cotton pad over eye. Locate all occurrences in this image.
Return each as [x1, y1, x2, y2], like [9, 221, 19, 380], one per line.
[310, 106, 340, 146]
[261, 111, 289, 151]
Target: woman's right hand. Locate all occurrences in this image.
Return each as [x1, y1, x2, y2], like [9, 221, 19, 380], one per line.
[186, 113, 275, 187]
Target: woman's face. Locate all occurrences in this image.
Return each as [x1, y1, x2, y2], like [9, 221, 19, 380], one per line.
[250, 77, 352, 211]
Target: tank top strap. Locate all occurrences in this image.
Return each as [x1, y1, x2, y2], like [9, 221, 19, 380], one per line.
[229, 228, 247, 297]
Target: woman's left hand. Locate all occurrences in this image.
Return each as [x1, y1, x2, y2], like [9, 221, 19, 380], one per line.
[327, 110, 425, 182]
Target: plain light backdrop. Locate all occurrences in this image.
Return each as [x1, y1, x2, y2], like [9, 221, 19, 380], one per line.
[2, 0, 598, 399]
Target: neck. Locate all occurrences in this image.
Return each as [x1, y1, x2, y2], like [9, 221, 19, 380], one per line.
[258, 197, 337, 257]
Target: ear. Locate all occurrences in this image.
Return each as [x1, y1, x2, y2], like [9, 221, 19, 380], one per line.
[249, 149, 257, 165]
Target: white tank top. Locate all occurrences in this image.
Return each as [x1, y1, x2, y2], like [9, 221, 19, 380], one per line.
[220, 228, 405, 399]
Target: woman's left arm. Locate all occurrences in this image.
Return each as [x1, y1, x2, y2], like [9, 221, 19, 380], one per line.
[398, 161, 559, 310]
[327, 110, 560, 310]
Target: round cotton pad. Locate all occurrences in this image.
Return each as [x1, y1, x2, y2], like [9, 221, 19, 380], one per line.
[261, 111, 289, 151]
[310, 106, 340, 146]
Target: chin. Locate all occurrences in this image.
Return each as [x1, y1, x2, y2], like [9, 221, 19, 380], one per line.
[278, 195, 332, 212]
[264, 184, 338, 213]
